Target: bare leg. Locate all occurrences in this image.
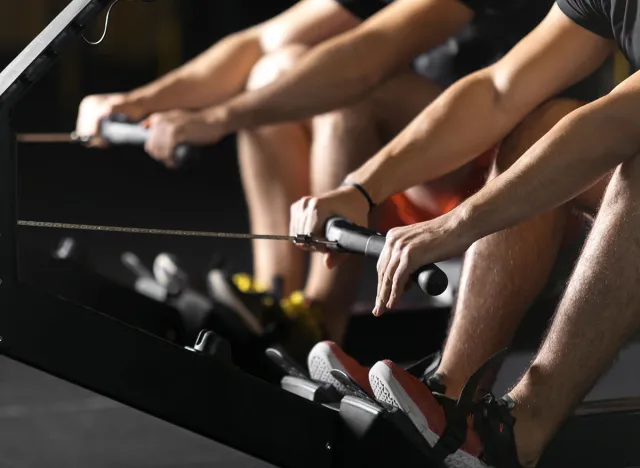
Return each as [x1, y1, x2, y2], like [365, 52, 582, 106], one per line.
[304, 72, 443, 343]
[437, 99, 596, 397]
[238, 45, 311, 294]
[507, 158, 640, 466]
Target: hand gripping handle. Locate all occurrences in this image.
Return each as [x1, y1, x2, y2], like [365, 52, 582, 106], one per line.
[100, 116, 198, 167]
[324, 217, 448, 296]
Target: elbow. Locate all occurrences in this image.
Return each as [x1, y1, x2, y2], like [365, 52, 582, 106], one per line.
[483, 66, 510, 108]
[451, 67, 508, 112]
[333, 30, 396, 97]
[350, 66, 385, 95]
[484, 65, 537, 119]
[583, 95, 640, 162]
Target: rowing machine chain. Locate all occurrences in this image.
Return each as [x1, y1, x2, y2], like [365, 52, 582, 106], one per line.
[18, 220, 265, 239]
[17, 220, 320, 246]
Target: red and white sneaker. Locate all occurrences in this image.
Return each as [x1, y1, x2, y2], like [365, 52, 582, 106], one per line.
[369, 360, 486, 468]
[307, 341, 373, 397]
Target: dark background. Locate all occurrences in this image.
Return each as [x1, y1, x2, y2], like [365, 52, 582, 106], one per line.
[5, 0, 294, 288]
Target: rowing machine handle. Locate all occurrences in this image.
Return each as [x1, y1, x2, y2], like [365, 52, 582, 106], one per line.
[324, 217, 448, 297]
[100, 116, 198, 167]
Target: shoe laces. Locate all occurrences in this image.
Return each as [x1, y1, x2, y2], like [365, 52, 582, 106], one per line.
[471, 392, 517, 465]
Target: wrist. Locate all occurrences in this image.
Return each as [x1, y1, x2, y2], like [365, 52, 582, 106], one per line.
[122, 91, 154, 116]
[203, 105, 232, 133]
[348, 179, 390, 208]
[345, 158, 395, 206]
[334, 185, 371, 220]
[445, 200, 482, 247]
[215, 100, 247, 134]
[341, 182, 376, 213]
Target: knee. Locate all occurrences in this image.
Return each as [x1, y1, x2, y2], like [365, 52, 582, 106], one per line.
[245, 44, 309, 91]
[312, 97, 376, 138]
[495, 99, 584, 172]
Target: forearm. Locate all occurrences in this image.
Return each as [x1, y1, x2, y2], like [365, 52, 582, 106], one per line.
[347, 70, 534, 203]
[456, 94, 640, 243]
[125, 30, 263, 114]
[219, 30, 396, 131]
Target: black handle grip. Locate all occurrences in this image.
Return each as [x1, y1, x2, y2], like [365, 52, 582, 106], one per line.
[325, 217, 448, 296]
[99, 116, 199, 167]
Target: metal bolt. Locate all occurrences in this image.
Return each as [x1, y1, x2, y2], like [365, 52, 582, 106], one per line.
[325, 443, 332, 451]
[0, 278, 3, 286]
[0, 336, 3, 342]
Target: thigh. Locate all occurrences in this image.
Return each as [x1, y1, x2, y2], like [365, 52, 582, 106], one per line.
[309, 70, 444, 193]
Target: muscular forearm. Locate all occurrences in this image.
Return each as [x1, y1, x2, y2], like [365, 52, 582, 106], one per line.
[456, 93, 640, 243]
[125, 30, 263, 114]
[346, 70, 539, 203]
[218, 30, 403, 131]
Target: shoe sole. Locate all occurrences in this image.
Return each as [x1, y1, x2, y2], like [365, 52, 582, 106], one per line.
[207, 270, 264, 336]
[369, 362, 486, 468]
[308, 342, 352, 395]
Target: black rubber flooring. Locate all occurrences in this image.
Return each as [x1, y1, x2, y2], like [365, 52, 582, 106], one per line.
[0, 356, 274, 468]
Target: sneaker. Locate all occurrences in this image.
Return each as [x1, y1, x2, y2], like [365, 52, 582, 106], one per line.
[306, 343, 443, 399]
[369, 360, 521, 468]
[278, 292, 326, 364]
[307, 341, 373, 397]
[206, 270, 278, 336]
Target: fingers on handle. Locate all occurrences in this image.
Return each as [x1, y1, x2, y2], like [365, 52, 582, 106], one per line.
[388, 251, 411, 309]
[379, 247, 401, 315]
[374, 242, 394, 317]
[290, 198, 314, 252]
[289, 202, 298, 238]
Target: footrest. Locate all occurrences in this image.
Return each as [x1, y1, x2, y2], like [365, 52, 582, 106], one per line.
[281, 376, 342, 403]
[339, 395, 445, 467]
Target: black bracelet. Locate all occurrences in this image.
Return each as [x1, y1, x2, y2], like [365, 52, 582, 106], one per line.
[342, 182, 376, 212]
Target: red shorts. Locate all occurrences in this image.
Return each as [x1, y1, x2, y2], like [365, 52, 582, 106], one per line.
[377, 145, 584, 246]
[379, 146, 496, 230]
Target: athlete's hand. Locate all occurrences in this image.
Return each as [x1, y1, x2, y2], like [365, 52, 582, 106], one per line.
[76, 93, 147, 147]
[290, 186, 370, 269]
[144, 108, 227, 168]
[373, 212, 472, 316]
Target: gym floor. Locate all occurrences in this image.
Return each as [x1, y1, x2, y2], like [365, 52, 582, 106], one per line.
[0, 357, 274, 468]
